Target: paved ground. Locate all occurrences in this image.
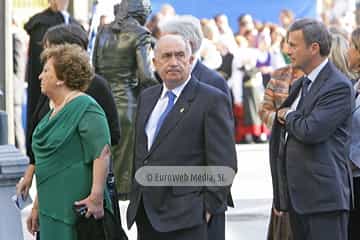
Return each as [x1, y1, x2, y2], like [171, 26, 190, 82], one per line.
[226, 144, 272, 240]
[20, 143, 272, 240]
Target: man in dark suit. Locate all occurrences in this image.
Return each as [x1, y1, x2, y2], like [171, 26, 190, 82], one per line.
[273, 19, 354, 240]
[126, 34, 237, 239]
[159, 15, 233, 240]
[159, 15, 231, 102]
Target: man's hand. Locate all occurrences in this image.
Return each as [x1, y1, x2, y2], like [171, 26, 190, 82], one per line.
[273, 207, 284, 217]
[277, 108, 290, 125]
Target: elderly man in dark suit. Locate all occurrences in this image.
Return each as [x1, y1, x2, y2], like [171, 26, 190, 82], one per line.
[159, 15, 231, 101]
[159, 15, 233, 240]
[272, 19, 354, 240]
[126, 34, 237, 240]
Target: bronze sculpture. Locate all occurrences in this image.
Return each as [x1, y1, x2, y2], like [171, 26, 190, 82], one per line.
[93, 0, 157, 199]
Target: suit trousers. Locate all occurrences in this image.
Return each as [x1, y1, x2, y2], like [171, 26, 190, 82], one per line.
[349, 176, 360, 240]
[135, 200, 208, 240]
[207, 213, 225, 240]
[288, 204, 348, 240]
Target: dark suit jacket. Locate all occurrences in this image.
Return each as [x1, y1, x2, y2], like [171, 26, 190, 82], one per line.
[192, 60, 231, 102]
[192, 60, 235, 209]
[270, 61, 354, 214]
[126, 77, 237, 232]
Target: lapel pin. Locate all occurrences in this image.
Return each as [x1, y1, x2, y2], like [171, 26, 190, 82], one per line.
[180, 108, 185, 113]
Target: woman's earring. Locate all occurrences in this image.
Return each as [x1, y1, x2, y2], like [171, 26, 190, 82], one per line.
[56, 82, 61, 86]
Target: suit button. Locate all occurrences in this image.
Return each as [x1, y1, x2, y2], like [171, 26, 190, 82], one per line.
[144, 160, 148, 165]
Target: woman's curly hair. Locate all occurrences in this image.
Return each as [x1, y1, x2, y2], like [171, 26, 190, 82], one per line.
[41, 43, 94, 91]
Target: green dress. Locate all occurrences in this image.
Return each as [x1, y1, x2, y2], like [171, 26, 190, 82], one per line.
[32, 95, 112, 240]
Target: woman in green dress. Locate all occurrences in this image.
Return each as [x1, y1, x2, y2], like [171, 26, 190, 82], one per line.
[26, 43, 112, 239]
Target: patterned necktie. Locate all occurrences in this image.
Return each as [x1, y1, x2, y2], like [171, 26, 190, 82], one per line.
[153, 91, 176, 138]
[297, 76, 312, 108]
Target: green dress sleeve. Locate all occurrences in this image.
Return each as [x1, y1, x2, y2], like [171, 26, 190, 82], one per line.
[78, 102, 114, 214]
[78, 103, 111, 164]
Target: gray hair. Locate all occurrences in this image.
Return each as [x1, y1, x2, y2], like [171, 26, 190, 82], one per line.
[287, 18, 331, 57]
[159, 15, 203, 55]
[154, 34, 192, 57]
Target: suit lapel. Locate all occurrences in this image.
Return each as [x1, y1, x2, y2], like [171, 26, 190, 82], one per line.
[299, 62, 331, 109]
[146, 77, 198, 157]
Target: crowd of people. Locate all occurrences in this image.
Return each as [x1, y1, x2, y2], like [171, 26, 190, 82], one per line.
[9, 0, 360, 239]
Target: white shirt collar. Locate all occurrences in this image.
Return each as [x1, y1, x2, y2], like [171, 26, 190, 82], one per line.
[60, 11, 70, 24]
[306, 58, 328, 83]
[160, 75, 192, 101]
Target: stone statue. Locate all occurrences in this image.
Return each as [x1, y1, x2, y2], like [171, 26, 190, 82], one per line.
[93, 0, 157, 199]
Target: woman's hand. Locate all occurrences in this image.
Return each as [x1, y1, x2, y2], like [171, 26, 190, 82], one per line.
[26, 197, 39, 235]
[16, 164, 35, 199]
[74, 145, 110, 220]
[75, 192, 104, 219]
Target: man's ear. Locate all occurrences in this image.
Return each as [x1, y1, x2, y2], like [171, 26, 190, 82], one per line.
[152, 57, 157, 69]
[189, 55, 195, 65]
[310, 42, 320, 55]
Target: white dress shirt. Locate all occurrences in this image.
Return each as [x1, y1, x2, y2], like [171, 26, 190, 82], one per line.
[145, 76, 191, 150]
